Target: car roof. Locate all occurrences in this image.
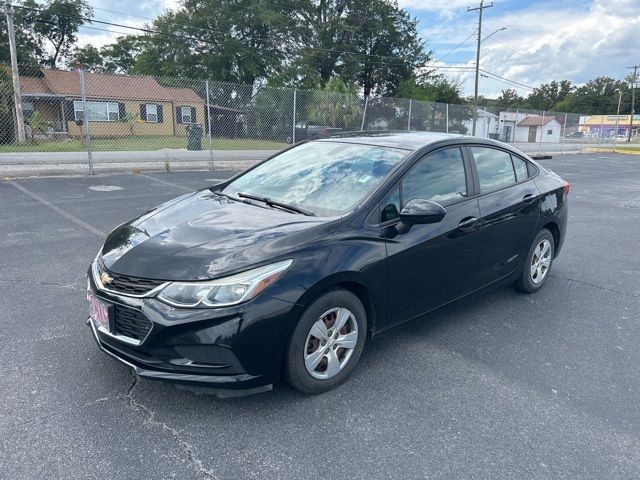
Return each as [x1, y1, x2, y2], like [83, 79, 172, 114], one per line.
[316, 131, 468, 151]
[315, 131, 534, 159]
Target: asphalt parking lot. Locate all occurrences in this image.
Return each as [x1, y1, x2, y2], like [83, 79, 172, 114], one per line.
[1, 152, 639, 479]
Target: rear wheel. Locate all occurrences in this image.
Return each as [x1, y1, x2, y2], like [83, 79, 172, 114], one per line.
[284, 289, 366, 394]
[514, 228, 555, 293]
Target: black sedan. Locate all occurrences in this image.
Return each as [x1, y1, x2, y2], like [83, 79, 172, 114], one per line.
[86, 132, 569, 396]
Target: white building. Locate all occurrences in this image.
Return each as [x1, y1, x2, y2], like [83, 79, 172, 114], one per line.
[464, 109, 499, 138]
[515, 115, 562, 143]
[498, 111, 528, 142]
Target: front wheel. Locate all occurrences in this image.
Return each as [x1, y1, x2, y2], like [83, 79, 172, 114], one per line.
[514, 228, 555, 293]
[284, 289, 366, 394]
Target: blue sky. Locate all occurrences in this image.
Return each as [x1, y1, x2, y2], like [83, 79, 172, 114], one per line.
[77, 0, 639, 98]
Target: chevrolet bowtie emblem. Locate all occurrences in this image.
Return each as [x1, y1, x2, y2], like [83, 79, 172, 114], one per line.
[100, 272, 114, 285]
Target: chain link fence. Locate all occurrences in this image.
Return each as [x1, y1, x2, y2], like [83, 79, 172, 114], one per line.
[1, 65, 638, 176]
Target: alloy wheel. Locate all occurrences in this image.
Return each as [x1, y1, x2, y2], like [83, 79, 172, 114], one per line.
[304, 307, 358, 380]
[530, 239, 552, 284]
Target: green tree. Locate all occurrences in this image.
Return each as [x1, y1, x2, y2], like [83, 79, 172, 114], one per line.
[0, 66, 16, 143]
[525, 80, 574, 111]
[128, 0, 305, 86]
[339, 0, 430, 96]
[69, 44, 103, 71]
[100, 36, 143, 74]
[397, 77, 464, 104]
[553, 77, 630, 114]
[494, 89, 524, 110]
[34, 0, 94, 67]
[306, 78, 363, 129]
[0, 0, 44, 65]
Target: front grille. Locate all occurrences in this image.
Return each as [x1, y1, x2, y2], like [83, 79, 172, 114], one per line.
[98, 257, 164, 296]
[113, 304, 152, 341]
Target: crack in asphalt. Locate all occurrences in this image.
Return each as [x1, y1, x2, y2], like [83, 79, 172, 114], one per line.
[0, 275, 86, 291]
[549, 274, 638, 298]
[4, 376, 216, 480]
[123, 374, 218, 480]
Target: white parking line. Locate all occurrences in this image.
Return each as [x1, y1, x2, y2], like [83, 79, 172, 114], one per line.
[10, 181, 106, 238]
[139, 174, 193, 192]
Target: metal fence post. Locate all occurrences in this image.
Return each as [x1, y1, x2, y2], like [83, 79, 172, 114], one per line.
[538, 110, 545, 154]
[580, 116, 585, 153]
[446, 103, 449, 133]
[407, 100, 412, 131]
[361, 96, 368, 131]
[600, 118, 604, 152]
[513, 109, 519, 148]
[292, 89, 297, 144]
[78, 68, 94, 175]
[205, 80, 213, 170]
[561, 113, 567, 155]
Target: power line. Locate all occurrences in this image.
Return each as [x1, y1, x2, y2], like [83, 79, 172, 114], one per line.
[433, 31, 477, 63]
[479, 69, 535, 90]
[20, 2, 537, 94]
[18, 3, 487, 71]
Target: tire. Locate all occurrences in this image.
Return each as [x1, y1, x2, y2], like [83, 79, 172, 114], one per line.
[514, 228, 555, 293]
[284, 289, 367, 394]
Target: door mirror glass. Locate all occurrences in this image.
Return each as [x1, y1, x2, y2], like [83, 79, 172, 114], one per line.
[399, 199, 446, 225]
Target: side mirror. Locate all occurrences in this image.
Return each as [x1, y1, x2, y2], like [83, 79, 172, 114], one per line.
[399, 199, 446, 225]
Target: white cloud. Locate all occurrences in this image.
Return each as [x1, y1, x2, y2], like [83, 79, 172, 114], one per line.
[444, 0, 640, 97]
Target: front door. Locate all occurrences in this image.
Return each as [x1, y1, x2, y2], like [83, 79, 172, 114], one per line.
[383, 147, 482, 324]
[468, 146, 540, 287]
[528, 126, 537, 142]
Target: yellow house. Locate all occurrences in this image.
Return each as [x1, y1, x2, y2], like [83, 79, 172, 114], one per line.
[19, 68, 206, 139]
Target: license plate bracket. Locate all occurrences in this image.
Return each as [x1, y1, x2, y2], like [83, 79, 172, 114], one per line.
[87, 291, 114, 332]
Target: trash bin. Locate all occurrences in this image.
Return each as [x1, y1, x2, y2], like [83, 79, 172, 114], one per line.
[186, 123, 203, 150]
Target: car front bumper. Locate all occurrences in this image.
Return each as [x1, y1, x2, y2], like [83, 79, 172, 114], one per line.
[86, 269, 302, 397]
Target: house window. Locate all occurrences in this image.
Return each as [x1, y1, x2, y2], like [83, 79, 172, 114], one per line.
[146, 104, 158, 123]
[547, 129, 553, 135]
[73, 101, 119, 122]
[181, 106, 192, 123]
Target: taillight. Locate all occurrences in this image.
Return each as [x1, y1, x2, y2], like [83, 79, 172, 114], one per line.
[562, 180, 570, 195]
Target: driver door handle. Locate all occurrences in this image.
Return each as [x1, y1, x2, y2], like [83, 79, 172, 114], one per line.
[458, 217, 478, 229]
[522, 193, 536, 204]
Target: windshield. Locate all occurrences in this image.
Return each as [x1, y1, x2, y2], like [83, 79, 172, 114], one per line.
[222, 141, 408, 216]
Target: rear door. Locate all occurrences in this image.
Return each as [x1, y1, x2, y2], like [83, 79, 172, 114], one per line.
[468, 146, 540, 288]
[383, 146, 482, 324]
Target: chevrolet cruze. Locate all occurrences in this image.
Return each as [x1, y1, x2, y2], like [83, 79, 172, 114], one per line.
[86, 132, 569, 396]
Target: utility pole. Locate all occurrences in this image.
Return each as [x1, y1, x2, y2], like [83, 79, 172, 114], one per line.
[4, 0, 26, 143]
[613, 90, 622, 150]
[626, 65, 639, 143]
[468, 0, 493, 136]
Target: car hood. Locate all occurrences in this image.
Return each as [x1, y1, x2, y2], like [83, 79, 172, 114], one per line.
[100, 190, 338, 280]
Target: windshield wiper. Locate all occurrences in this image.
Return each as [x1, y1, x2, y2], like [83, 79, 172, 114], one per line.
[236, 192, 315, 216]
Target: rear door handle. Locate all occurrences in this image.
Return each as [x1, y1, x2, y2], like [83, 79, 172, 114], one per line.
[458, 217, 478, 229]
[522, 194, 536, 204]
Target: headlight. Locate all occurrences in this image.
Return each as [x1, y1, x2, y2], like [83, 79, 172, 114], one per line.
[156, 260, 293, 308]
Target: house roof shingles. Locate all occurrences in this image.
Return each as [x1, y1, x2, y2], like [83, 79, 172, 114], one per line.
[19, 68, 203, 104]
[517, 115, 559, 126]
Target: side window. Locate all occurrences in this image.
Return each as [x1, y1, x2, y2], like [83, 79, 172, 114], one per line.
[401, 147, 467, 207]
[471, 147, 516, 192]
[380, 187, 400, 223]
[377, 147, 468, 224]
[512, 155, 529, 182]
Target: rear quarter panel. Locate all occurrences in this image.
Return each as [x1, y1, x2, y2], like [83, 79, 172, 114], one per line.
[533, 168, 568, 256]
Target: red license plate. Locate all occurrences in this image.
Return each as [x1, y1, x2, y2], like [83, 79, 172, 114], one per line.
[87, 291, 111, 330]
